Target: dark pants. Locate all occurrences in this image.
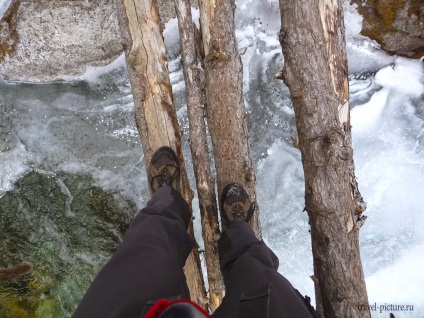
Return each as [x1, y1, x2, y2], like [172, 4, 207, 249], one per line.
[73, 186, 316, 318]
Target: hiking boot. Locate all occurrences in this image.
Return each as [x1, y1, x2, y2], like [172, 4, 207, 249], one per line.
[221, 183, 255, 225]
[148, 146, 181, 193]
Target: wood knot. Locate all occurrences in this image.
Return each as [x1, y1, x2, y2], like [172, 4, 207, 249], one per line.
[274, 70, 284, 80]
[206, 41, 230, 64]
[243, 163, 255, 183]
[356, 215, 367, 229]
[245, 171, 255, 182]
[323, 129, 339, 146]
[338, 146, 353, 160]
[197, 181, 209, 199]
[279, 30, 287, 43]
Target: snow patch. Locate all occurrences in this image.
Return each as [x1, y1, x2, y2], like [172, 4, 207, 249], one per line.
[0, 143, 31, 195]
[61, 54, 127, 84]
[0, 0, 12, 20]
[366, 244, 424, 316]
[374, 58, 424, 98]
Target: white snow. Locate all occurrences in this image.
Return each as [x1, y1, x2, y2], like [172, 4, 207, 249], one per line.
[61, 53, 127, 83]
[350, 55, 424, 317]
[0, 0, 12, 20]
[366, 244, 424, 314]
[0, 143, 31, 195]
[374, 58, 424, 98]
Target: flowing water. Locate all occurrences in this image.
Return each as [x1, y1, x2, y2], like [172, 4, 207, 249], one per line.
[0, 0, 423, 317]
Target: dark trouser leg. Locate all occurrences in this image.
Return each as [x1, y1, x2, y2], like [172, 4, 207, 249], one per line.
[213, 221, 316, 318]
[73, 186, 193, 318]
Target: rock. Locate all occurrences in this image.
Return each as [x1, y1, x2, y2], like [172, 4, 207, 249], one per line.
[0, 170, 136, 317]
[353, 0, 424, 58]
[157, 0, 198, 29]
[0, 0, 195, 83]
[157, 0, 177, 28]
[0, 0, 123, 82]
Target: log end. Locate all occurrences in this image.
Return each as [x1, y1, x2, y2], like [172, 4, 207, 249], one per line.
[0, 262, 33, 283]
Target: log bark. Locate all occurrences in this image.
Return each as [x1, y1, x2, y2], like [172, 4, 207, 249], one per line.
[198, 0, 261, 237]
[115, 0, 207, 308]
[174, 0, 224, 311]
[279, 1, 370, 317]
[0, 262, 32, 282]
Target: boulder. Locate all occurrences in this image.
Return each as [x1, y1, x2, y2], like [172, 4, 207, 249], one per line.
[0, 170, 136, 317]
[0, 0, 123, 82]
[352, 0, 424, 58]
[0, 0, 193, 83]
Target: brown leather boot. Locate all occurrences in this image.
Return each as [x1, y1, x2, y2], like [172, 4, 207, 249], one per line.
[221, 183, 255, 225]
[148, 146, 181, 194]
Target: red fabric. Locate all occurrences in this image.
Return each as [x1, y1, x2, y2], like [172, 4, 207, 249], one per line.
[143, 299, 212, 318]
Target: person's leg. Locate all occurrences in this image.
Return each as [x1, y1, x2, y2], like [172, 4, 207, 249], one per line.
[73, 186, 193, 318]
[213, 221, 318, 318]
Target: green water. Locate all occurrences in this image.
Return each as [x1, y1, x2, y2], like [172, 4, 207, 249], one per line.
[0, 170, 136, 317]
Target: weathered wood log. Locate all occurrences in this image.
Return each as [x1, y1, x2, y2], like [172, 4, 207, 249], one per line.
[115, 0, 207, 307]
[0, 262, 33, 282]
[198, 0, 261, 238]
[279, 0, 370, 317]
[174, 0, 224, 311]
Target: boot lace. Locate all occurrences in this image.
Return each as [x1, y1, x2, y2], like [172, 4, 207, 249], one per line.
[150, 165, 179, 191]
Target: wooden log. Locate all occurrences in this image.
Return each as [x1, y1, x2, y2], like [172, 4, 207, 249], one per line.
[279, 0, 370, 317]
[0, 262, 33, 282]
[174, 0, 224, 311]
[115, 0, 207, 307]
[198, 0, 261, 238]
